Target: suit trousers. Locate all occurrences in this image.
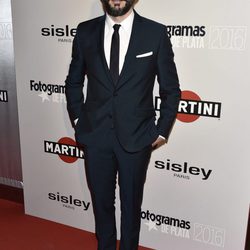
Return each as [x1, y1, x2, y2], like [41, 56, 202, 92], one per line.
[84, 128, 152, 250]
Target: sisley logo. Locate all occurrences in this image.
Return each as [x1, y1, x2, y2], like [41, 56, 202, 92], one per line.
[41, 24, 76, 43]
[155, 159, 212, 180]
[41, 24, 76, 37]
[48, 191, 90, 211]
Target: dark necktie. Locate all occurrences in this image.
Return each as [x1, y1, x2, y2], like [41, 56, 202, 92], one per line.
[110, 24, 121, 84]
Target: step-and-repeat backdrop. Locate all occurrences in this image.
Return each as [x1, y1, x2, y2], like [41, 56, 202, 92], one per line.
[0, 0, 22, 188]
[11, 0, 250, 249]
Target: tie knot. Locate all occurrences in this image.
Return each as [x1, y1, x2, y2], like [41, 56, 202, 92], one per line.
[113, 24, 121, 32]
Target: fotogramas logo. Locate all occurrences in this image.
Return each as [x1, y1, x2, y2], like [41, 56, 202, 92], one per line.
[29, 79, 66, 104]
[141, 209, 226, 247]
[41, 24, 76, 43]
[0, 90, 8, 103]
[48, 191, 90, 211]
[155, 90, 222, 123]
[166, 25, 206, 49]
[154, 159, 212, 181]
[44, 137, 84, 163]
[142, 209, 191, 239]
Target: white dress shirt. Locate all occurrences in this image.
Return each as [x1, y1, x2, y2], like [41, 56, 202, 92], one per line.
[104, 11, 134, 73]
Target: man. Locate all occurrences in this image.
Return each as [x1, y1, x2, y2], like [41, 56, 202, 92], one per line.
[65, 0, 181, 249]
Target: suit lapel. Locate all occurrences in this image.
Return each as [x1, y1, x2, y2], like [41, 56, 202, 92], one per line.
[98, 15, 115, 89]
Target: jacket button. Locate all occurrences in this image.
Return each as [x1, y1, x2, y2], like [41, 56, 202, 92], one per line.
[113, 92, 118, 97]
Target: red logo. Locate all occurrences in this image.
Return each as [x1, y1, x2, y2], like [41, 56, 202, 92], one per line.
[44, 137, 84, 164]
[155, 90, 221, 123]
[176, 90, 221, 123]
[177, 91, 201, 123]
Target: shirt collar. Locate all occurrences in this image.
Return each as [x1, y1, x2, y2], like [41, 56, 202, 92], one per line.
[105, 10, 134, 34]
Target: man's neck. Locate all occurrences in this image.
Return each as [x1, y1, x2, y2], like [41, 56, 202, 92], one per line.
[109, 8, 133, 23]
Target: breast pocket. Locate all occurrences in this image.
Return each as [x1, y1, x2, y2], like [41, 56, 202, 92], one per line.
[135, 53, 155, 72]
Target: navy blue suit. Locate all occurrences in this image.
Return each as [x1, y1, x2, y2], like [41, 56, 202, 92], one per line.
[65, 11, 180, 250]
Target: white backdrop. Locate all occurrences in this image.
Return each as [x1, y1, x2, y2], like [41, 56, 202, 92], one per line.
[0, 0, 22, 188]
[11, 0, 250, 249]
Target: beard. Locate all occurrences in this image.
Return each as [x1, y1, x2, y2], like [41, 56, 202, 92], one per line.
[101, 0, 135, 17]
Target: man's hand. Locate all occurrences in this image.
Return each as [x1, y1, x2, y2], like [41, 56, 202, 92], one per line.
[152, 136, 166, 150]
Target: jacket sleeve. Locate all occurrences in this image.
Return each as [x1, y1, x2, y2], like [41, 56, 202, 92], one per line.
[156, 26, 181, 139]
[65, 24, 86, 126]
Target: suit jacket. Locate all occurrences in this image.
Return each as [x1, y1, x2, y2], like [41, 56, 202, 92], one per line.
[65, 11, 181, 152]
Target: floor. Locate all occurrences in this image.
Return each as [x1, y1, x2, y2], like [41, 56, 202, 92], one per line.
[0, 184, 153, 250]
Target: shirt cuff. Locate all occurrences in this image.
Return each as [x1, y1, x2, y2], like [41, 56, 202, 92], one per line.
[159, 135, 166, 140]
[74, 118, 79, 125]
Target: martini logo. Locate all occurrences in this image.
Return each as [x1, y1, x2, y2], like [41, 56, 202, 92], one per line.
[155, 90, 222, 123]
[177, 90, 221, 122]
[155, 159, 212, 180]
[41, 24, 76, 43]
[44, 137, 84, 163]
[0, 90, 8, 102]
[48, 191, 90, 211]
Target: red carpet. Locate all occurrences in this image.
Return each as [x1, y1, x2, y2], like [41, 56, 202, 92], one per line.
[0, 198, 153, 250]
